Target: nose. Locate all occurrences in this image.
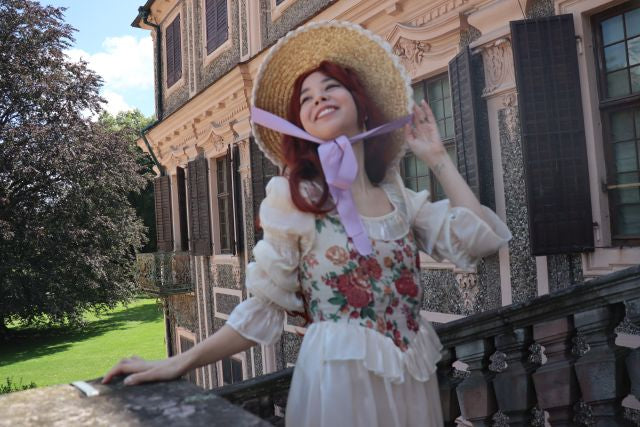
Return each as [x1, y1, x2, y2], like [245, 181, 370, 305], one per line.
[314, 94, 328, 105]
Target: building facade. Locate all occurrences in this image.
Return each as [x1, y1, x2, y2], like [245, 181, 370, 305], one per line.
[132, 0, 640, 389]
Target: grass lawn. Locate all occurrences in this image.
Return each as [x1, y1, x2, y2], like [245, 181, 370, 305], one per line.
[0, 298, 166, 388]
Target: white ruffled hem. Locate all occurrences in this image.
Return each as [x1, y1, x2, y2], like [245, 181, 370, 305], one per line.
[300, 317, 443, 384]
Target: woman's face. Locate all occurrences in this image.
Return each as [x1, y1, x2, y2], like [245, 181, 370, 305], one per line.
[298, 71, 361, 140]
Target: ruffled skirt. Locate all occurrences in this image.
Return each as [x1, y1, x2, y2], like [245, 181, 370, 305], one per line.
[285, 318, 444, 427]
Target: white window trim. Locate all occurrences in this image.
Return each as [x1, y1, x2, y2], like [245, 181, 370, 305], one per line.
[201, 0, 233, 68]
[216, 352, 248, 386]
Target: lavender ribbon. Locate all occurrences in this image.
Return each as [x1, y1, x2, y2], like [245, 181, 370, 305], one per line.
[251, 106, 411, 256]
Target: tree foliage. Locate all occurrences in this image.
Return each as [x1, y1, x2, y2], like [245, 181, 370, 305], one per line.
[0, 0, 150, 332]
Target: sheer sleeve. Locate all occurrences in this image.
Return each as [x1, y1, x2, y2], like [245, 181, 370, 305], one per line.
[405, 187, 512, 271]
[226, 177, 315, 346]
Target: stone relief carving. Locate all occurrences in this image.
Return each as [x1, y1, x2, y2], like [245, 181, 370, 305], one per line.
[479, 38, 515, 98]
[393, 37, 430, 73]
[501, 92, 519, 140]
[455, 272, 478, 312]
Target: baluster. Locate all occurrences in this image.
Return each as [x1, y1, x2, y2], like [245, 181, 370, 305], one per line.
[531, 316, 579, 426]
[455, 338, 497, 426]
[438, 347, 462, 426]
[626, 298, 640, 402]
[490, 327, 536, 425]
[573, 304, 632, 426]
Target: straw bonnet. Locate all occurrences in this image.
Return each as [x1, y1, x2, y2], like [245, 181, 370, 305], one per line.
[251, 20, 414, 169]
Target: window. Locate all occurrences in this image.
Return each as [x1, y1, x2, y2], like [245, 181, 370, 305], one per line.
[166, 14, 182, 87]
[205, 0, 228, 54]
[594, 2, 640, 241]
[178, 333, 198, 384]
[221, 357, 243, 385]
[216, 155, 233, 254]
[250, 138, 278, 243]
[402, 74, 456, 201]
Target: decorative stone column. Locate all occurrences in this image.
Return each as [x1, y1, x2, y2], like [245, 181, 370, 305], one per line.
[437, 347, 463, 426]
[455, 338, 497, 426]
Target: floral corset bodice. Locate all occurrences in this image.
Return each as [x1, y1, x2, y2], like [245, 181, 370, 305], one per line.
[299, 190, 423, 352]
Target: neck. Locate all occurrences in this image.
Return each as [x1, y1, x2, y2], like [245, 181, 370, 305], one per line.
[350, 140, 374, 193]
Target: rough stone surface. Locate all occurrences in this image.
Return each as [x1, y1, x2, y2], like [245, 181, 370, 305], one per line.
[216, 293, 241, 315]
[259, 0, 333, 49]
[240, 0, 248, 57]
[475, 255, 502, 312]
[279, 331, 302, 368]
[0, 379, 270, 427]
[216, 264, 240, 289]
[526, 0, 555, 18]
[253, 344, 263, 377]
[167, 294, 198, 337]
[499, 108, 537, 304]
[421, 268, 465, 315]
[459, 25, 481, 49]
[547, 254, 584, 292]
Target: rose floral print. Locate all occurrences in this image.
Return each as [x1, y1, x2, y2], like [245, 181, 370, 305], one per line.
[300, 214, 423, 352]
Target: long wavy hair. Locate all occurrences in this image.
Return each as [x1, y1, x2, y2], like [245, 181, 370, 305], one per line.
[283, 60, 393, 214]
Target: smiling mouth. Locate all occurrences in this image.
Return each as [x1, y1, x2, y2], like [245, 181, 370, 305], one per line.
[316, 106, 338, 120]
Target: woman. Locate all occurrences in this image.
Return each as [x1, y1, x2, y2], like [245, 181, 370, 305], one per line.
[103, 21, 511, 426]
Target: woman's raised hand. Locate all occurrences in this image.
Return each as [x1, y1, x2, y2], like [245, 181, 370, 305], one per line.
[404, 100, 448, 168]
[102, 355, 185, 386]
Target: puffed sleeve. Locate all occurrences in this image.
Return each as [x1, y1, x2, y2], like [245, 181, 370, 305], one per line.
[226, 176, 315, 346]
[405, 186, 512, 271]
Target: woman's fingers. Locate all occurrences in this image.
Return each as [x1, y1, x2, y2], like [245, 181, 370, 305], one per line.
[102, 357, 152, 384]
[404, 123, 415, 141]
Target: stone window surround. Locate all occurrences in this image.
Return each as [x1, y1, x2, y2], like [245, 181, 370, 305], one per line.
[163, 4, 186, 97]
[175, 326, 200, 386]
[270, 0, 297, 22]
[556, 0, 640, 276]
[216, 352, 247, 386]
[213, 287, 243, 320]
[201, 0, 234, 68]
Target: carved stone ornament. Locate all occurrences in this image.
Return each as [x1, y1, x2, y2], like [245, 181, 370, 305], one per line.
[210, 263, 219, 286]
[528, 342, 546, 365]
[571, 333, 591, 358]
[491, 410, 510, 427]
[232, 264, 242, 287]
[624, 407, 640, 425]
[479, 38, 515, 98]
[573, 399, 595, 426]
[489, 350, 508, 373]
[451, 366, 471, 380]
[455, 272, 478, 312]
[392, 37, 430, 73]
[501, 92, 518, 140]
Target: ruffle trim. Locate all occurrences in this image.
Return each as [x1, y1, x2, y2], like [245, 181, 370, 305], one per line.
[305, 317, 443, 384]
[227, 297, 285, 346]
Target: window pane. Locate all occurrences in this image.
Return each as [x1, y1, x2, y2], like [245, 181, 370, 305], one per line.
[618, 204, 640, 235]
[601, 15, 624, 45]
[614, 141, 637, 172]
[444, 117, 454, 140]
[629, 37, 640, 66]
[404, 155, 416, 178]
[427, 80, 443, 101]
[412, 83, 425, 104]
[231, 359, 243, 383]
[444, 96, 452, 117]
[631, 65, 640, 93]
[431, 99, 445, 120]
[618, 171, 640, 184]
[222, 358, 232, 384]
[607, 69, 631, 97]
[618, 187, 640, 204]
[417, 176, 429, 192]
[442, 78, 450, 101]
[604, 42, 628, 71]
[416, 158, 428, 176]
[626, 9, 640, 38]
[611, 110, 635, 142]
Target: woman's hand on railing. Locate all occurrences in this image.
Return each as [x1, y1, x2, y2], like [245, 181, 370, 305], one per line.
[102, 355, 187, 386]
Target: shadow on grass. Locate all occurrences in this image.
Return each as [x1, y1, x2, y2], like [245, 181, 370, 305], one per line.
[0, 302, 163, 368]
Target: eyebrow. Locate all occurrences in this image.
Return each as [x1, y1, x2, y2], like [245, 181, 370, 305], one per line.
[300, 77, 337, 96]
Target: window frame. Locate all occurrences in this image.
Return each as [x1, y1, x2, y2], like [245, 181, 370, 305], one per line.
[401, 72, 456, 201]
[592, 1, 640, 245]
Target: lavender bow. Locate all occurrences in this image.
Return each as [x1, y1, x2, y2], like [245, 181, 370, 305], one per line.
[251, 106, 411, 255]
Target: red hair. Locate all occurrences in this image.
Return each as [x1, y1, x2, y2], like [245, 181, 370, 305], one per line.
[283, 61, 392, 214]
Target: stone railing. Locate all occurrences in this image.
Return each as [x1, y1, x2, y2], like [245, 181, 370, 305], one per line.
[135, 251, 193, 296]
[214, 266, 640, 426]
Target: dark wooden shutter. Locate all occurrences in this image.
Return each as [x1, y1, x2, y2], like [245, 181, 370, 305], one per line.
[449, 47, 493, 207]
[166, 15, 181, 87]
[249, 138, 278, 243]
[511, 14, 594, 255]
[187, 157, 212, 256]
[230, 144, 244, 255]
[176, 167, 189, 251]
[154, 175, 173, 252]
[206, 0, 228, 54]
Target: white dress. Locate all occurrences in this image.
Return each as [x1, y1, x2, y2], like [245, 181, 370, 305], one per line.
[227, 172, 512, 427]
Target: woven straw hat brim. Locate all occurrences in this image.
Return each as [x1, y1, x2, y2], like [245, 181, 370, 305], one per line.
[251, 20, 414, 169]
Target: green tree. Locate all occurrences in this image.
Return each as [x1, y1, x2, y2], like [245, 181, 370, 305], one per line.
[0, 0, 149, 335]
[98, 110, 157, 253]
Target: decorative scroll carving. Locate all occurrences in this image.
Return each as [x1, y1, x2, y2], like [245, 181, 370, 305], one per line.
[501, 92, 518, 139]
[491, 410, 510, 427]
[528, 343, 546, 365]
[392, 37, 430, 72]
[571, 333, 591, 358]
[478, 38, 515, 98]
[531, 406, 547, 426]
[455, 272, 478, 312]
[573, 399, 595, 426]
[489, 351, 508, 373]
